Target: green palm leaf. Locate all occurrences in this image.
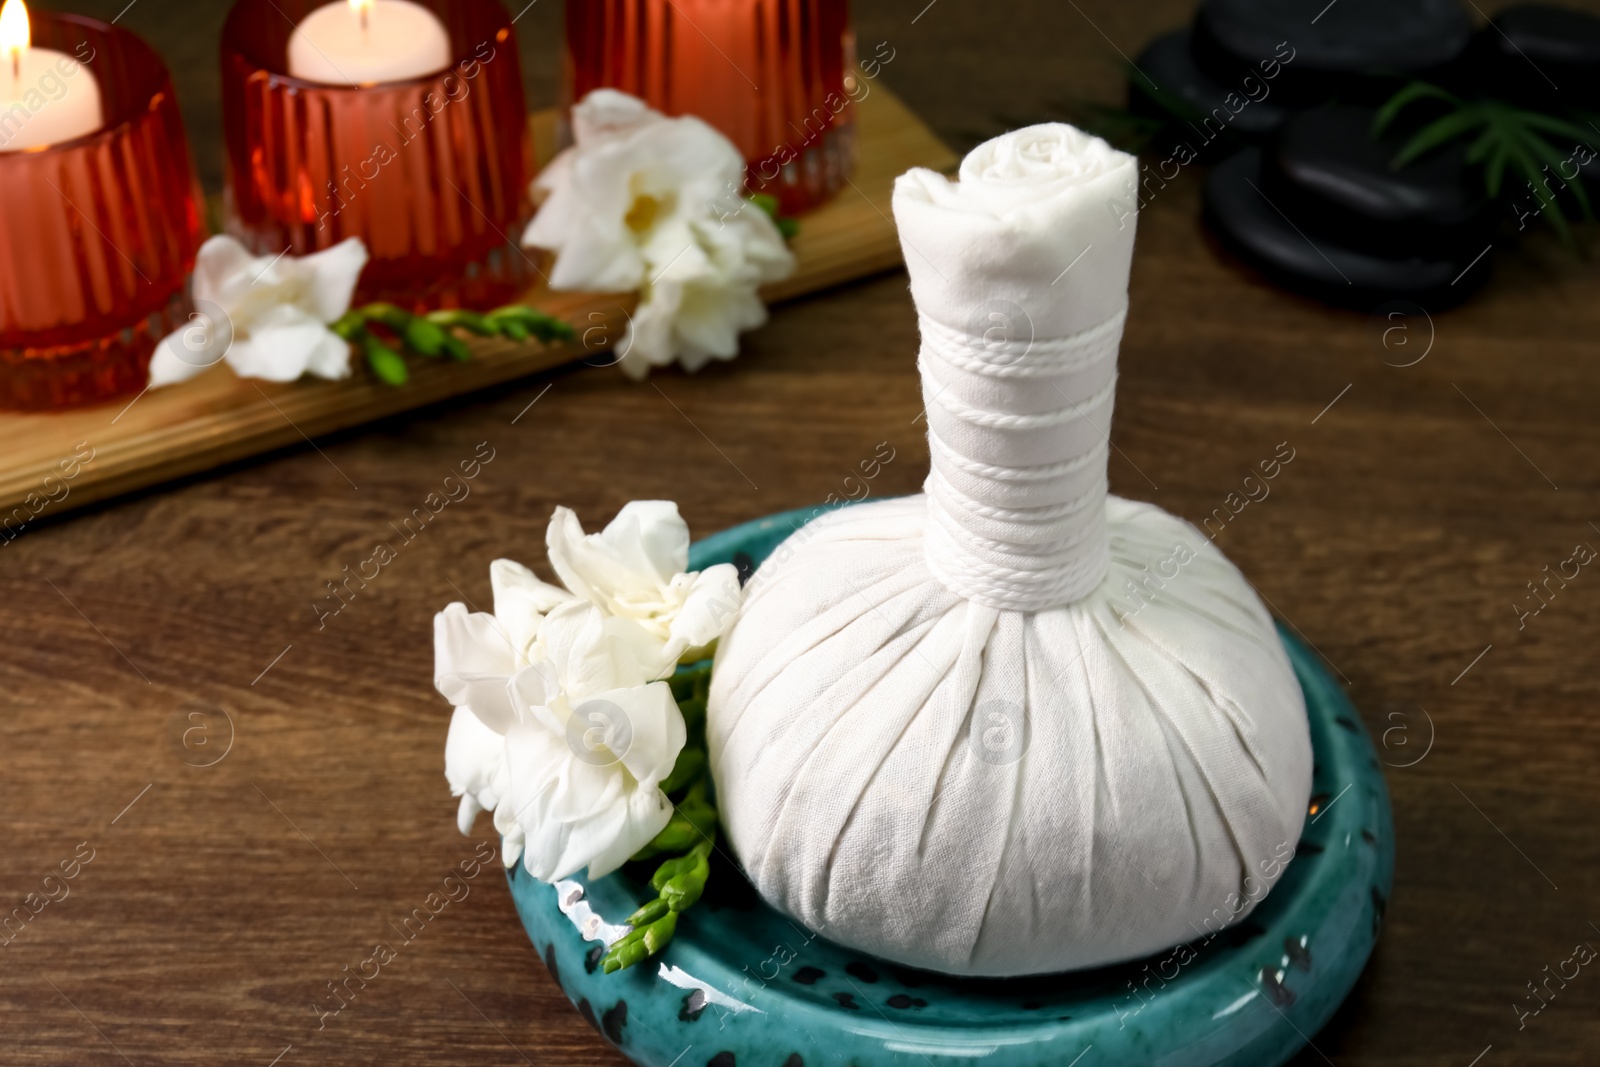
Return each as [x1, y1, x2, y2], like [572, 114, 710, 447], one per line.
[1391, 107, 1487, 168]
[1372, 80, 1463, 136]
[1377, 80, 1597, 252]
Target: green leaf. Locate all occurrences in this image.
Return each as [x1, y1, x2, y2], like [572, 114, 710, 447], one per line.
[777, 216, 800, 240]
[659, 745, 707, 796]
[363, 335, 409, 385]
[1520, 127, 1593, 220]
[1464, 125, 1498, 164]
[1508, 139, 1576, 247]
[1517, 109, 1600, 148]
[1392, 107, 1487, 169]
[639, 790, 717, 859]
[1485, 141, 1512, 197]
[1372, 80, 1463, 137]
[749, 193, 780, 219]
[669, 661, 713, 704]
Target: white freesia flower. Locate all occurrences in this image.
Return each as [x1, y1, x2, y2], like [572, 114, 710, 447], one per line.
[522, 89, 794, 379]
[436, 560, 574, 862]
[547, 501, 743, 673]
[493, 600, 685, 881]
[436, 500, 743, 879]
[148, 234, 368, 388]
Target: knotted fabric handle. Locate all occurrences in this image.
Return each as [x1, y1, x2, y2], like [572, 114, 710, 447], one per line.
[919, 303, 1125, 611]
[892, 124, 1139, 612]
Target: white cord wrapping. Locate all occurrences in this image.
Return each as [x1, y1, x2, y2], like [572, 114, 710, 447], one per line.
[921, 306, 1126, 612]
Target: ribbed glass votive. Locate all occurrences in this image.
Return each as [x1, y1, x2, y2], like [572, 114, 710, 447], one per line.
[566, 0, 857, 216]
[0, 13, 203, 411]
[220, 0, 533, 309]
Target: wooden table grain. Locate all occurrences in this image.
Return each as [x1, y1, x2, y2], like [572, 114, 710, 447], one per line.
[7, 1, 1600, 1065]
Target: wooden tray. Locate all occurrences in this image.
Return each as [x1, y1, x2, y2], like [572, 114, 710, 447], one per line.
[0, 86, 955, 522]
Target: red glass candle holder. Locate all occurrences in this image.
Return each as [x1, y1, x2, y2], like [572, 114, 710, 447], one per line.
[566, 0, 857, 216]
[221, 0, 534, 310]
[0, 14, 203, 411]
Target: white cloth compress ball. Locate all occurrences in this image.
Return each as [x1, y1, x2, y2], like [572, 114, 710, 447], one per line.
[707, 124, 1313, 977]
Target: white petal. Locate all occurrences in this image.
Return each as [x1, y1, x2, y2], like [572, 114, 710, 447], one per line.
[456, 793, 484, 836]
[445, 704, 506, 799]
[601, 681, 686, 789]
[674, 279, 765, 366]
[224, 319, 329, 382]
[299, 237, 370, 322]
[667, 563, 743, 661]
[601, 501, 690, 583]
[503, 722, 627, 882]
[147, 327, 213, 387]
[490, 557, 572, 659]
[302, 328, 353, 380]
[500, 823, 524, 868]
[571, 89, 661, 142]
[433, 603, 520, 733]
[189, 235, 258, 309]
[547, 502, 687, 605]
[585, 786, 674, 879]
[536, 600, 657, 697]
[508, 661, 566, 737]
[617, 287, 680, 378]
[545, 507, 605, 605]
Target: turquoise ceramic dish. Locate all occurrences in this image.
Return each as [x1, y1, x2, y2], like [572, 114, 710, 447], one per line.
[507, 505, 1395, 1067]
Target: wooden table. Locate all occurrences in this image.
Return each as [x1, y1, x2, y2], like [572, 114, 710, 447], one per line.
[7, 1, 1600, 1065]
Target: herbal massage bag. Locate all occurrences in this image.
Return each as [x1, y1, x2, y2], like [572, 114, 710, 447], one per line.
[707, 124, 1313, 977]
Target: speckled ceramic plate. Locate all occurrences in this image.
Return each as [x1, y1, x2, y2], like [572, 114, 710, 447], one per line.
[507, 506, 1395, 1067]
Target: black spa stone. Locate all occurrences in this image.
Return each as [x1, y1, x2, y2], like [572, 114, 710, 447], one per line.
[1204, 147, 1494, 308]
[1192, 0, 1472, 105]
[1130, 28, 1293, 152]
[1472, 4, 1600, 109]
[1261, 104, 1497, 258]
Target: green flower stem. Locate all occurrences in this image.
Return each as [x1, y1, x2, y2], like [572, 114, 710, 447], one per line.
[599, 661, 724, 975]
[601, 910, 678, 973]
[332, 303, 574, 385]
[657, 839, 713, 913]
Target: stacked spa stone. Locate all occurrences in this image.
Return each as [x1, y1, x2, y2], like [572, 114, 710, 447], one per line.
[1195, 2, 1600, 305]
[1470, 3, 1600, 113]
[1130, 0, 1522, 305]
[1203, 104, 1499, 306]
[1131, 0, 1471, 162]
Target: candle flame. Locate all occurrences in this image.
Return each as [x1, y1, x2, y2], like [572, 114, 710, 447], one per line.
[348, 0, 372, 29]
[0, 0, 29, 67]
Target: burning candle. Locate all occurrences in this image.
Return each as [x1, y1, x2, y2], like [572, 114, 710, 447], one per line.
[0, 0, 103, 151]
[287, 0, 451, 85]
